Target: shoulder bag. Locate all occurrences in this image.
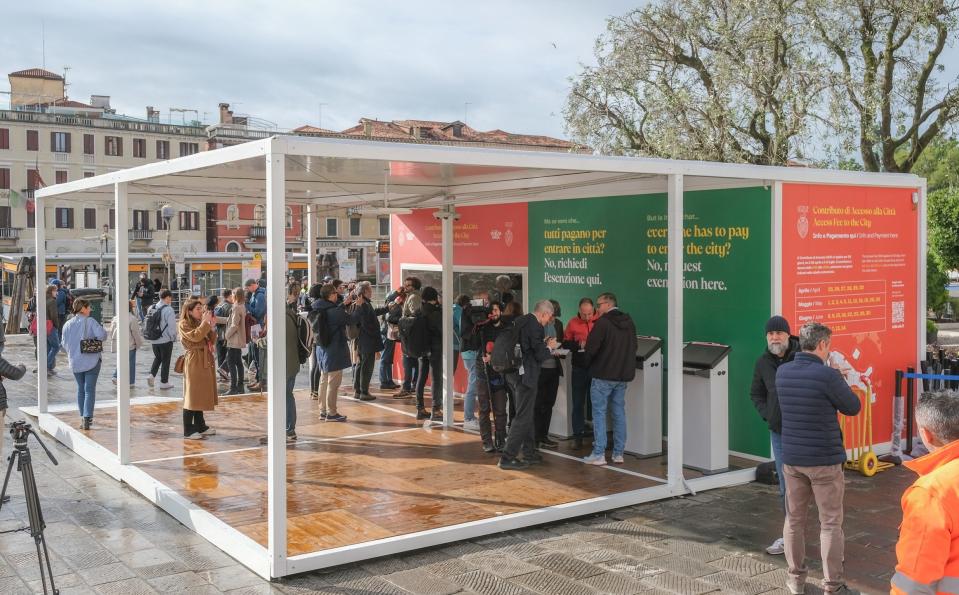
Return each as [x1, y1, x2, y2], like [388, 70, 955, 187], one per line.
[80, 317, 104, 354]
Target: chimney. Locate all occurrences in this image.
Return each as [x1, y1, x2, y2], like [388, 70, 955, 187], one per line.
[219, 102, 233, 124]
[146, 106, 160, 122]
[90, 95, 112, 111]
[363, 120, 373, 137]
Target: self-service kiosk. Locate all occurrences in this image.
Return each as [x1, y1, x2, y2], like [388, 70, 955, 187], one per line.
[625, 335, 663, 457]
[682, 341, 731, 474]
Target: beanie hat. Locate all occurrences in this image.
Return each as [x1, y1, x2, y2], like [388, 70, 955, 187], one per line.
[258, 278, 267, 288]
[765, 315, 790, 334]
[421, 287, 439, 302]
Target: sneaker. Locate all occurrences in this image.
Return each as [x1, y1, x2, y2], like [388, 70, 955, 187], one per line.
[184, 432, 205, 440]
[416, 409, 431, 420]
[200, 428, 216, 437]
[286, 431, 297, 442]
[482, 440, 495, 453]
[611, 453, 625, 464]
[83, 417, 92, 430]
[431, 410, 443, 422]
[463, 419, 480, 431]
[326, 414, 347, 422]
[765, 537, 785, 556]
[583, 453, 607, 465]
[524, 452, 544, 465]
[319, 412, 328, 420]
[358, 393, 376, 402]
[157, 382, 174, 390]
[148, 376, 155, 387]
[392, 391, 413, 400]
[310, 392, 318, 400]
[538, 438, 559, 450]
[827, 586, 859, 595]
[498, 457, 529, 470]
[380, 383, 399, 390]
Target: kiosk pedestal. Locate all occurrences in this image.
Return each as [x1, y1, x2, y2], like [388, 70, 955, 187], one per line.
[682, 342, 732, 474]
[548, 355, 574, 439]
[625, 336, 663, 457]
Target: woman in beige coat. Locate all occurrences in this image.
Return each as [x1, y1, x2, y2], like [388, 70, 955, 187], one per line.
[224, 287, 247, 395]
[179, 297, 218, 440]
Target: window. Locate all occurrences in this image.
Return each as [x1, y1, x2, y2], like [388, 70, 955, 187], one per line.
[51, 132, 71, 153]
[55, 207, 74, 229]
[55, 171, 67, 185]
[348, 248, 365, 274]
[156, 211, 168, 231]
[0, 168, 9, 190]
[83, 171, 94, 178]
[325, 217, 337, 237]
[285, 207, 293, 229]
[83, 134, 94, 155]
[253, 205, 265, 225]
[379, 217, 390, 237]
[132, 210, 149, 230]
[226, 204, 239, 229]
[225, 241, 240, 253]
[179, 211, 199, 231]
[104, 136, 123, 157]
[156, 140, 170, 159]
[83, 208, 96, 229]
[349, 217, 361, 236]
[133, 138, 146, 158]
[0, 128, 9, 150]
[109, 209, 115, 229]
[26, 130, 38, 151]
[0, 206, 10, 228]
[179, 142, 199, 156]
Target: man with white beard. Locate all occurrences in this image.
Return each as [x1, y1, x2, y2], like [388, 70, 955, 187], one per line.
[750, 315, 800, 555]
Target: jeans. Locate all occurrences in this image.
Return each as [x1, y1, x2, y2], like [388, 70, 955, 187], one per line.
[415, 356, 444, 412]
[112, 349, 137, 383]
[770, 430, 786, 507]
[353, 351, 375, 394]
[226, 348, 244, 392]
[783, 463, 846, 592]
[74, 360, 101, 418]
[502, 373, 537, 460]
[379, 338, 396, 386]
[402, 354, 419, 391]
[150, 341, 174, 383]
[570, 366, 591, 436]
[46, 329, 60, 370]
[477, 362, 506, 442]
[183, 409, 207, 436]
[590, 378, 627, 457]
[534, 366, 560, 440]
[286, 374, 297, 433]
[216, 340, 227, 371]
[462, 355, 478, 421]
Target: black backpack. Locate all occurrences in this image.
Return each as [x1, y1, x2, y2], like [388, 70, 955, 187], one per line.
[490, 322, 522, 373]
[142, 304, 167, 341]
[292, 311, 311, 365]
[398, 313, 430, 358]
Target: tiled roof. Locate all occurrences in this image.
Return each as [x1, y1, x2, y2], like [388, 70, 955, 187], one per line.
[9, 68, 64, 80]
[293, 125, 336, 134]
[50, 98, 97, 109]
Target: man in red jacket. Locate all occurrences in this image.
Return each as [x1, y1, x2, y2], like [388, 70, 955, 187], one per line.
[564, 298, 596, 449]
[892, 390, 959, 595]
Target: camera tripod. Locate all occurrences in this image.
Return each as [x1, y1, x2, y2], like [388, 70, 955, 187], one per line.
[0, 421, 59, 595]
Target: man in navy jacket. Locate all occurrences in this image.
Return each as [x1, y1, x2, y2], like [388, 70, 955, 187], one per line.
[775, 322, 861, 595]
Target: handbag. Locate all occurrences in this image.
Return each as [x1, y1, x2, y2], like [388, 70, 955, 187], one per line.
[79, 317, 103, 354]
[174, 354, 186, 374]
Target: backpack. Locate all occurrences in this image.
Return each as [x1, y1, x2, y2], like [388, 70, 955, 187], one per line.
[490, 322, 522, 373]
[344, 304, 361, 341]
[398, 313, 430, 358]
[142, 304, 167, 341]
[293, 312, 311, 365]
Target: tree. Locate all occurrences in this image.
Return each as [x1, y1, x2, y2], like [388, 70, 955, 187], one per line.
[927, 250, 950, 316]
[808, 0, 959, 173]
[567, 0, 959, 172]
[908, 136, 959, 192]
[565, 0, 828, 164]
[928, 186, 959, 271]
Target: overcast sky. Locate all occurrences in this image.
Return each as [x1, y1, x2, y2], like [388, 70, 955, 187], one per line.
[2, 1, 639, 139]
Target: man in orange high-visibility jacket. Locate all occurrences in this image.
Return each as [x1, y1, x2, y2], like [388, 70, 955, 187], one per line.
[892, 390, 959, 595]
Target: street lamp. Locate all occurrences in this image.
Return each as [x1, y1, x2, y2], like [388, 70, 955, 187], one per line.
[161, 204, 175, 289]
[98, 223, 110, 288]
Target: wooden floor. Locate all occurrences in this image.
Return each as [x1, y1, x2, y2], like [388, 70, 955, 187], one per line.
[53, 386, 665, 556]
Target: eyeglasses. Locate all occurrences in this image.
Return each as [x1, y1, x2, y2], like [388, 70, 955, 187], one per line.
[596, 300, 610, 307]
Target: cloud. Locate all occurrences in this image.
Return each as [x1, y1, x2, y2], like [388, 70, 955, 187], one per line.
[2, 0, 639, 138]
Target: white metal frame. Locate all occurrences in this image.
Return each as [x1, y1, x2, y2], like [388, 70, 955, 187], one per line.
[32, 135, 924, 579]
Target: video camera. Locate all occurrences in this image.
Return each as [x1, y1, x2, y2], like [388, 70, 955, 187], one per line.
[464, 298, 491, 325]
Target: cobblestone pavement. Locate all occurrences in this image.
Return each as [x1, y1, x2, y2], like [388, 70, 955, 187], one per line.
[1, 335, 906, 594]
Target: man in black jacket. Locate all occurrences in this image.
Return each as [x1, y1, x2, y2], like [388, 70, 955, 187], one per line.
[499, 300, 558, 470]
[750, 315, 800, 556]
[583, 292, 637, 466]
[418, 287, 444, 421]
[350, 281, 386, 402]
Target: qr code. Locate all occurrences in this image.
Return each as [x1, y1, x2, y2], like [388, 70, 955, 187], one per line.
[892, 300, 905, 325]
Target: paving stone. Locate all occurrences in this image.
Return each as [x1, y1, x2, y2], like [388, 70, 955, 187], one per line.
[62, 547, 120, 571]
[442, 541, 490, 558]
[225, 585, 284, 595]
[6, 548, 73, 580]
[384, 568, 462, 595]
[640, 571, 719, 595]
[598, 557, 665, 580]
[422, 557, 476, 578]
[473, 534, 528, 548]
[574, 549, 623, 564]
[338, 575, 413, 594]
[528, 552, 606, 580]
[712, 555, 779, 577]
[0, 575, 32, 595]
[77, 561, 137, 586]
[199, 564, 264, 591]
[537, 536, 604, 555]
[467, 554, 541, 578]
[655, 539, 729, 562]
[512, 568, 598, 595]
[647, 555, 721, 578]
[147, 570, 210, 591]
[698, 570, 775, 595]
[579, 571, 652, 594]
[169, 544, 236, 571]
[93, 576, 158, 594]
[590, 537, 667, 561]
[496, 542, 550, 560]
[584, 521, 668, 544]
[400, 549, 454, 569]
[320, 565, 374, 585]
[85, 527, 155, 555]
[451, 569, 538, 595]
[119, 547, 190, 578]
[753, 569, 791, 590]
